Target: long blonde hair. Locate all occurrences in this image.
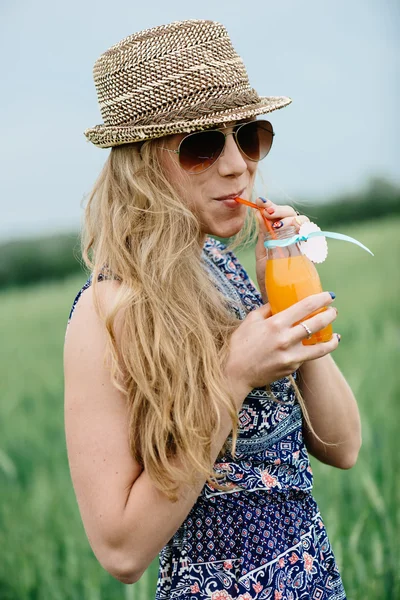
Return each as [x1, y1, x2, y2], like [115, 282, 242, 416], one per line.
[81, 139, 255, 501]
[80, 139, 324, 502]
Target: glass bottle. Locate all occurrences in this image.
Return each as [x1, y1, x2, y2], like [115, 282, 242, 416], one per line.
[264, 226, 333, 345]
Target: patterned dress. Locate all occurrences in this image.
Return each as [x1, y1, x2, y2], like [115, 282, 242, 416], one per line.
[66, 237, 347, 600]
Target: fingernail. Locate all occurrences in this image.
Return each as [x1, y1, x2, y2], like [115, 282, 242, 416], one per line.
[267, 207, 275, 214]
[329, 292, 336, 299]
[336, 333, 341, 343]
[272, 220, 284, 229]
[260, 196, 268, 204]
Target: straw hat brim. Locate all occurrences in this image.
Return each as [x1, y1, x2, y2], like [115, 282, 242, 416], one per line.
[84, 96, 292, 148]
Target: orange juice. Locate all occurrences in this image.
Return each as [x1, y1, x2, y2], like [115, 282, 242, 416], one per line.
[265, 253, 333, 345]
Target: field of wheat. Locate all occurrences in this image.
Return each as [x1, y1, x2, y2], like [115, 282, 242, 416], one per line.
[0, 217, 398, 599]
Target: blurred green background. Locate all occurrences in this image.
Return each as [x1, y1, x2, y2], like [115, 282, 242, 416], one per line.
[0, 181, 399, 599]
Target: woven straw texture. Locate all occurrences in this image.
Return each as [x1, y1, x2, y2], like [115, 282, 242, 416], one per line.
[84, 19, 292, 148]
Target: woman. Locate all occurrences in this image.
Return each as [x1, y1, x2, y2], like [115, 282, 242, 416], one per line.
[64, 19, 361, 599]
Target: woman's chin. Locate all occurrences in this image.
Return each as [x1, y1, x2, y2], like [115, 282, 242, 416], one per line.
[204, 217, 245, 239]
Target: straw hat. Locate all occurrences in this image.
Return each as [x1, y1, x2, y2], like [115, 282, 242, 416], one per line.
[84, 19, 292, 148]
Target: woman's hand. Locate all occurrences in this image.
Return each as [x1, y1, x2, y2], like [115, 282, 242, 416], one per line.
[254, 197, 309, 303]
[224, 292, 339, 404]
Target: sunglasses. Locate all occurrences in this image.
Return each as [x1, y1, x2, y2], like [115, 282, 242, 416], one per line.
[159, 119, 274, 174]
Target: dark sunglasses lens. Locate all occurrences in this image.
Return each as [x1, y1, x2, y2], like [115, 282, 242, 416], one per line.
[179, 130, 225, 173]
[237, 120, 274, 161]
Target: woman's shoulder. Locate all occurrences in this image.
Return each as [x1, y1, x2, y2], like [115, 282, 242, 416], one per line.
[66, 268, 121, 339]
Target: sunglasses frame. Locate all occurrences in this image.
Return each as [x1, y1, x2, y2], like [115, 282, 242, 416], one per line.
[159, 119, 275, 174]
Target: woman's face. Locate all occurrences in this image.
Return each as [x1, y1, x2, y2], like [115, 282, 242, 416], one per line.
[160, 120, 258, 239]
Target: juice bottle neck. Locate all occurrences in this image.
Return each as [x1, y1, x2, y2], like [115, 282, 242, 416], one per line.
[264, 226, 302, 260]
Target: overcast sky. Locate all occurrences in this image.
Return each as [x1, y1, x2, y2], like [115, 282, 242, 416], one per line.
[0, 0, 399, 242]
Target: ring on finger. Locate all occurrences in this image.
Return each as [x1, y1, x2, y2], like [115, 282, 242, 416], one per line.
[299, 322, 312, 339]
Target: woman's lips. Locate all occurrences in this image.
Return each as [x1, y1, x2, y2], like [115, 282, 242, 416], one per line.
[218, 198, 243, 209]
[214, 188, 245, 201]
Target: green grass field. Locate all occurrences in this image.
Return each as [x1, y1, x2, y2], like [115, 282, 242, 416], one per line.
[0, 217, 399, 599]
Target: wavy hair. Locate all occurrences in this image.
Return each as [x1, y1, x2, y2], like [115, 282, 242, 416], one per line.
[80, 138, 325, 502]
[80, 139, 258, 501]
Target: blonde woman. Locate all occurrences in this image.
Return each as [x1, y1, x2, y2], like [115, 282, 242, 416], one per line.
[64, 19, 361, 600]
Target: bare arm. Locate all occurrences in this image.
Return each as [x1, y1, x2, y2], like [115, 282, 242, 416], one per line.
[252, 199, 361, 468]
[298, 354, 362, 469]
[64, 282, 252, 584]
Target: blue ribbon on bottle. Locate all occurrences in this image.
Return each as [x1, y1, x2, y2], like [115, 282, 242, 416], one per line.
[264, 230, 374, 256]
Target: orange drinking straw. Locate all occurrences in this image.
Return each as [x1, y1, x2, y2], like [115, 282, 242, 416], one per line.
[234, 197, 278, 239]
[235, 196, 285, 259]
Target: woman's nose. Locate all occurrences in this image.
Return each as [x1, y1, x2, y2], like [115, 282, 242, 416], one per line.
[217, 132, 248, 176]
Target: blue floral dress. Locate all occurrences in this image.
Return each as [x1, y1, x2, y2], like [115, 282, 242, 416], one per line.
[66, 237, 347, 600]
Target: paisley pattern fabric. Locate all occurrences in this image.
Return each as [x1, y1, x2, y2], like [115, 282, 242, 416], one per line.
[156, 238, 346, 600]
[66, 237, 346, 599]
